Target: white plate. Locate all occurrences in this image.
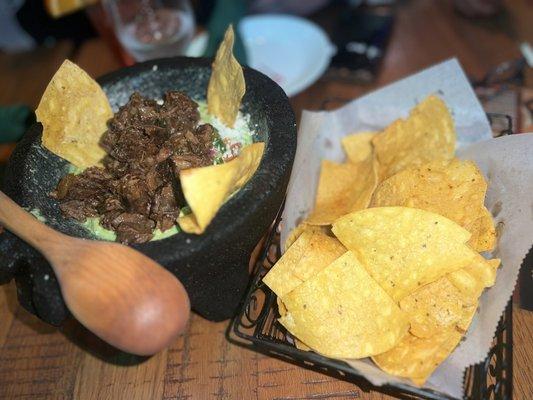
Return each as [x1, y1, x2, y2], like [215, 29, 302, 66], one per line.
[185, 15, 336, 97]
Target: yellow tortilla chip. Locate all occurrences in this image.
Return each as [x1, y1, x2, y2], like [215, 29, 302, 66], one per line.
[279, 296, 311, 351]
[178, 142, 264, 234]
[306, 157, 378, 226]
[207, 25, 245, 127]
[462, 256, 499, 288]
[263, 230, 345, 298]
[372, 95, 455, 181]
[36, 59, 112, 168]
[294, 339, 311, 351]
[400, 253, 497, 338]
[372, 329, 462, 386]
[456, 303, 478, 333]
[277, 297, 287, 317]
[447, 255, 500, 305]
[283, 221, 330, 252]
[370, 159, 495, 252]
[279, 251, 409, 359]
[399, 277, 466, 338]
[332, 207, 478, 302]
[464, 206, 496, 252]
[341, 131, 377, 163]
[444, 269, 478, 306]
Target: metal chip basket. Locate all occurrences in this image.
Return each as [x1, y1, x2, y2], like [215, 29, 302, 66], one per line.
[227, 112, 514, 400]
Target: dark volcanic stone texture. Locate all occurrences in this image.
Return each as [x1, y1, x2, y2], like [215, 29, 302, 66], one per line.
[0, 57, 296, 325]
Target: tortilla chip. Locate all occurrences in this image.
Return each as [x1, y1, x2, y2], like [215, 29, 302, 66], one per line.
[278, 292, 308, 353]
[36, 59, 112, 168]
[294, 339, 311, 351]
[399, 277, 466, 338]
[277, 297, 287, 317]
[279, 251, 409, 359]
[178, 142, 264, 234]
[341, 131, 377, 163]
[447, 255, 500, 305]
[464, 206, 496, 252]
[283, 221, 330, 252]
[207, 25, 245, 127]
[462, 256, 499, 288]
[370, 159, 495, 251]
[372, 95, 455, 181]
[372, 329, 462, 386]
[263, 230, 345, 298]
[456, 303, 478, 333]
[306, 157, 378, 225]
[400, 253, 497, 338]
[401, 255, 495, 337]
[446, 269, 478, 305]
[332, 207, 478, 302]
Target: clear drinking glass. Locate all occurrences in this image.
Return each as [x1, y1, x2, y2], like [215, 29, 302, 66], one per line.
[105, 0, 195, 61]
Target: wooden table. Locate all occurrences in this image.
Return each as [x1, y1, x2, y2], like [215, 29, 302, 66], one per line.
[1, 1, 532, 399]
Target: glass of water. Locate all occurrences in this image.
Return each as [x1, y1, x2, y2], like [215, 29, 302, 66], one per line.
[105, 0, 195, 62]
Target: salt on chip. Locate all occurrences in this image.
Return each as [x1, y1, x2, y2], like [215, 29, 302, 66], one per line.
[306, 157, 378, 226]
[207, 25, 245, 128]
[399, 277, 466, 338]
[372, 95, 455, 181]
[332, 207, 478, 302]
[341, 131, 377, 163]
[447, 254, 500, 305]
[279, 251, 409, 359]
[283, 221, 330, 252]
[178, 142, 264, 234]
[370, 158, 495, 251]
[372, 329, 462, 386]
[263, 230, 345, 298]
[36, 59, 112, 168]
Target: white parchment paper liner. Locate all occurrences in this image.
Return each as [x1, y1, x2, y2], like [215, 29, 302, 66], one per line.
[279, 59, 533, 398]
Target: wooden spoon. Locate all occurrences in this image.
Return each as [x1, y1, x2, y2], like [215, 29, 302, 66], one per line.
[0, 191, 190, 356]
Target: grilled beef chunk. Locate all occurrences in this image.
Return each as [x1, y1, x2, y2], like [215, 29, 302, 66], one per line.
[52, 91, 216, 244]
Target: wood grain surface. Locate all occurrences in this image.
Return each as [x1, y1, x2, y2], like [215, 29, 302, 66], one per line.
[0, 1, 531, 399]
[0, 281, 531, 400]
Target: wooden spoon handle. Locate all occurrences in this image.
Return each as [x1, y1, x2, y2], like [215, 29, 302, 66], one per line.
[0, 191, 64, 252]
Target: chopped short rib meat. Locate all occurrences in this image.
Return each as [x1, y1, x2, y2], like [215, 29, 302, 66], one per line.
[53, 91, 216, 244]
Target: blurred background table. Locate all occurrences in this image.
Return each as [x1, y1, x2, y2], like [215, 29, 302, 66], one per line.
[0, 0, 532, 399]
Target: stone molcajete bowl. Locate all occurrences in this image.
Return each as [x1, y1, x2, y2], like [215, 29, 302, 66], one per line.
[0, 57, 296, 326]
